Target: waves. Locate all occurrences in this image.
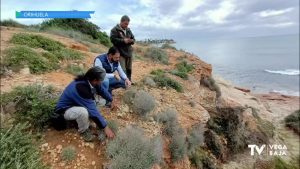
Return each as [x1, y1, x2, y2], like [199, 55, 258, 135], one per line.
[265, 69, 299, 76]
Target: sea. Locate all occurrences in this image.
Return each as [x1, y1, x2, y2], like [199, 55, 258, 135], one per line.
[175, 34, 299, 96]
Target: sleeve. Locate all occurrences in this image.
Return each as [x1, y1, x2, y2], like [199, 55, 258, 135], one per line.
[95, 58, 115, 79]
[95, 84, 113, 102]
[75, 84, 107, 129]
[110, 28, 125, 46]
[129, 29, 135, 45]
[117, 63, 128, 80]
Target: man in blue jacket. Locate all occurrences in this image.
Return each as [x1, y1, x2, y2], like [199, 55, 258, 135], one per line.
[94, 46, 131, 107]
[54, 67, 115, 141]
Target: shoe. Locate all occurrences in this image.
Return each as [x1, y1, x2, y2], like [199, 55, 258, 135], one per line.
[80, 129, 95, 142]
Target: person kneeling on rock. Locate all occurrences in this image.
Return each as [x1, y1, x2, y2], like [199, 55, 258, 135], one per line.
[94, 46, 132, 108]
[52, 67, 115, 142]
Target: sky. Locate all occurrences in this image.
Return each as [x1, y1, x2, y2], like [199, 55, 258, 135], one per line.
[1, 0, 299, 41]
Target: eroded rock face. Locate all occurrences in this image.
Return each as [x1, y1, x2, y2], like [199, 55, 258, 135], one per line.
[205, 99, 273, 161]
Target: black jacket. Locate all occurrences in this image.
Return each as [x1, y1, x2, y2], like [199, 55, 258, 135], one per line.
[110, 24, 135, 58]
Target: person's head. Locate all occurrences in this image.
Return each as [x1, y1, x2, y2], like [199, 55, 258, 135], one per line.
[120, 15, 130, 29]
[84, 66, 106, 86]
[107, 46, 120, 63]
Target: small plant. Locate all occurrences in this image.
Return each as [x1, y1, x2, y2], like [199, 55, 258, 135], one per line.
[161, 43, 176, 50]
[189, 147, 220, 169]
[200, 76, 221, 98]
[132, 90, 156, 116]
[122, 88, 138, 105]
[107, 120, 119, 133]
[154, 108, 178, 124]
[285, 110, 300, 135]
[176, 61, 194, 73]
[51, 48, 83, 60]
[144, 47, 169, 64]
[0, 123, 47, 169]
[11, 33, 64, 51]
[187, 124, 205, 154]
[107, 126, 163, 169]
[3, 46, 58, 74]
[61, 146, 77, 162]
[1, 84, 58, 130]
[169, 133, 187, 162]
[153, 75, 183, 92]
[150, 69, 165, 76]
[170, 70, 188, 80]
[65, 64, 85, 75]
[143, 76, 156, 87]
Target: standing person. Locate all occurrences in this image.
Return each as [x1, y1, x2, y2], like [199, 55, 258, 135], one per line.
[53, 67, 115, 142]
[110, 15, 135, 81]
[94, 46, 131, 107]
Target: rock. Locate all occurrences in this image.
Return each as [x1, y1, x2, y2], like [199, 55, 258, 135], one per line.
[56, 144, 63, 153]
[234, 86, 251, 93]
[92, 161, 96, 165]
[19, 67, 31, 75]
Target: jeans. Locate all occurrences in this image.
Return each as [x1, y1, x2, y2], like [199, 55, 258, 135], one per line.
[64, 106, 89, 133]
[102, 77, 126, 95]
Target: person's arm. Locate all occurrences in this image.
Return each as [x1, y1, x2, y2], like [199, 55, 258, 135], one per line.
[117, 64, 128, 80]
[95, 84, 113, 102]
[94, 58, 115, 79]
[129, 29, 135, 45]
[75, 84, 107, 129]
[110, 28, 125, 46]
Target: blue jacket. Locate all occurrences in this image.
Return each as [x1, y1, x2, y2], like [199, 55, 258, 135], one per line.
[55, 79, 111, 129]
[95, 54, 119, 73]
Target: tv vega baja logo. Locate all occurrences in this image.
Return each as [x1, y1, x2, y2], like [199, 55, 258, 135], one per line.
[248, 144, 288, 156]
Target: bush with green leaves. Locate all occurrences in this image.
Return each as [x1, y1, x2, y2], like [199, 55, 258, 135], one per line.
[144, 47, 169, 64]
[132, 90, 156, 116]
[51, 48, 83, 60]
[187, 124, 205, 154]
[122, 88, 138, 105]
[150, 69, 166, 76]
[200, 76, 221, 98]
[1, 84, 58, 130]
[170, 70, 188, 79]
[65, 64, 85, 75]
[161, 43, 176, 50]
[171, 61, 194, 80]
[11, 33, 64, 51]
[189, 147, 220, 169]
[0, 123, 47, 169]
[107, 126, 163, 169]
[153, 75, 183, 92]
[61, 146, 77, 162]
[40, 19, 112, 47]
[3, 46, 59, 74]
[285, 110, 300, 135]
[169, 132, 187, 162]
[0, 19, 26, 28]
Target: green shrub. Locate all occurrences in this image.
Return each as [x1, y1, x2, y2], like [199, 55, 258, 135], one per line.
[51, 48, 83, 60]
[169, 133, 187, 162]
[65, 64, 85, 75]
[3, 46, 58, 73]
[170, 70, 188, 80]
[176, 61, 194, 73]
[0, 123, 47, 169]
[285, 110, 300, 135]
[189, 147, 220, 169]
[107, 126, 163, 169]
[153, 75, 183, 92]
[0, 19, 26, 28]
[1, 84, 58, 130]
[150, 69, 165, 76]
[40, 19, 111, 47]
[132, 91, 156, 116]
[144, 47, 168, 64]
[200, 76, 221, 98]
[61, 146, 77, 162]
[161, 43, 176, 50]
[11, 33, 64, 51]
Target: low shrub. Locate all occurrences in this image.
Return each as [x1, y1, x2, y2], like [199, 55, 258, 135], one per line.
[122, 88, 138, 106]
[107, 126, 163, 169]
[189, 147, 220, 169]
[3, 46, 58, 74]
[0, 123, 47, 169]
[176, 60, 194, 73]
[1, 84, 58, 130]
[61, 146, 77, 162]
[48, 48, 83, 60]
[154, 108, 178, 124]
[0, 19, 26, 28]
[65, 64, 85, 75]
[150, 69, 165, 76]
[132, 91, 156, 116]
[161, 43, 176, 50]
[153, 75, 183, 92]
[144, 47, 168, 64]
[169, 133, 187, 162]
[170, 70, 188, 80]
[187, 124, 205, 154]
[285, 110, 300, 135]
[200, 76, 221, 98]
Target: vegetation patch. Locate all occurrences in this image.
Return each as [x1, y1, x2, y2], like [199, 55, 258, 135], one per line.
[285, 110, 300, 135]
[0, 123, 47, 169]
[107, 126, 162, 169]
[1, 84, 58, 130]
[65, 64, 85, 76]
[144, 47, 169, 64]
[61, 146, 77, 162]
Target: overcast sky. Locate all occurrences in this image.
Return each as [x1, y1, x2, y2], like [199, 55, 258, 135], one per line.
[1, 0, 299, 41]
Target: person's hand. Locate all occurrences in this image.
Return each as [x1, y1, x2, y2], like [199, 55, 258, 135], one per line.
[104, 126, 115, 139]
[113, 71, 121, 81]
[124, 38, 131, 44]
[125, 79, 131, 88]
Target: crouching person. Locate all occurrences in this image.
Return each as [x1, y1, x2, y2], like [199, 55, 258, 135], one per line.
[94, 46, 131, 107]
[52, 67, 115, 142]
